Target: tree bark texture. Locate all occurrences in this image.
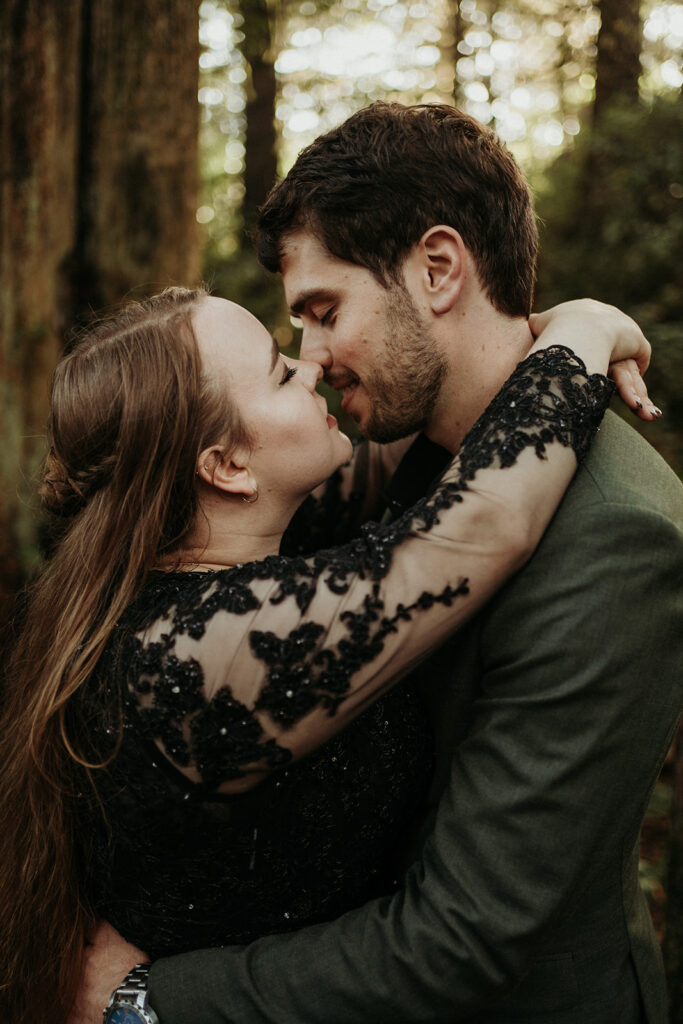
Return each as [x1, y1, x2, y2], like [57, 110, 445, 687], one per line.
[0, 0, 82, 604]
[0, 0, 201, 615]
[240, 0, 277, 238]
[594, 0, 642, 120]
[78, 0, 201, 310]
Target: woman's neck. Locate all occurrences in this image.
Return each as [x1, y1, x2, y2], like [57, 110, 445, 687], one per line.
[158, 496, 293, 572]
[159, 529, 285, 572]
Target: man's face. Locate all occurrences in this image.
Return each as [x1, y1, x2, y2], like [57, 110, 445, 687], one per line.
[281, 229, 446, 443]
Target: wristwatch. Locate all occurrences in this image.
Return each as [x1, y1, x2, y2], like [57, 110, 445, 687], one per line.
[103, 963, 160, 1024]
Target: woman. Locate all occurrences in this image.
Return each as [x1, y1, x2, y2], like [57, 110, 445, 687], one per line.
[0, 286, 652, 1022]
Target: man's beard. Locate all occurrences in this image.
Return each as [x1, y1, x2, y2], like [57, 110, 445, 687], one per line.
[363, 282, 447, 444]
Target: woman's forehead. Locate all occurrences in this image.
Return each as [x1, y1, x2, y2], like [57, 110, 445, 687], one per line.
[194, 297, 271, 377]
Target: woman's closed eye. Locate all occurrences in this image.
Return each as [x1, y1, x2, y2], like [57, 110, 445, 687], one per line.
[320, 309, 335, 326]
[280, 365, 298, 386]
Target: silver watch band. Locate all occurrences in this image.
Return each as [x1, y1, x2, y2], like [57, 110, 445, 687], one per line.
[104, 963, 159, 1023]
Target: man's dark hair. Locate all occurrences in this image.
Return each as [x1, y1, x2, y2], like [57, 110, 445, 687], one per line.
[257, 102, 538, 317]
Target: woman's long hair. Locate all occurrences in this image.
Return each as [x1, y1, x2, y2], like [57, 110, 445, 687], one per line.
[0, 286, 248, 1022]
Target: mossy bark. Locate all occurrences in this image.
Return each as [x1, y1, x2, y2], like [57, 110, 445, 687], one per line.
[0, 0, 201, 624]
[75, 0, 201, 312]
[0, 0, 82, 609]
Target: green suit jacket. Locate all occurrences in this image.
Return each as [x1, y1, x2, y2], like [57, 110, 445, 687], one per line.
[150, 412, 683, 1023]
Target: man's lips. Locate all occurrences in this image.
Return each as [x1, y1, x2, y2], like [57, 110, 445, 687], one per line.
[340, 382, 358, 412]
[326, 373, 360, 413]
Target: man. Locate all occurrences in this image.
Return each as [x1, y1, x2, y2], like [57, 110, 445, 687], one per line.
[78, 104, 682, 1023]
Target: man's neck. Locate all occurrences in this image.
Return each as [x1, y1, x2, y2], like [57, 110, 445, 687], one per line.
[426, 310, 534, 454]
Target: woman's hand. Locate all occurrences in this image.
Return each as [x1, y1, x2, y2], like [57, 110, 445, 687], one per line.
[530, 300, 660, 422]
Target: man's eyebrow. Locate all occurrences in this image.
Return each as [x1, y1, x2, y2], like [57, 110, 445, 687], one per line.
[269, 335, 280, 375]
[289, 288, 334, 317]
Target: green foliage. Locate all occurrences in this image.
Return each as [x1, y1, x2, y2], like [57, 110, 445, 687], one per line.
[203, 236, 287, 330]
[536, 96, 683, 473]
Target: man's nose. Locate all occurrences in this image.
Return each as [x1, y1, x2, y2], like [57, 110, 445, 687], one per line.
[299, 326, 332, 370]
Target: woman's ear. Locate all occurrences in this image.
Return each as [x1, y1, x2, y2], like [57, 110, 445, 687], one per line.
[418, 226, 467, 315]
[196, 446, 258, 500]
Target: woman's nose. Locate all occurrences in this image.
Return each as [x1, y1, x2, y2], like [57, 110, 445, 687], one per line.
[300, 327, 331, 370]
[298, 359, 324, 390]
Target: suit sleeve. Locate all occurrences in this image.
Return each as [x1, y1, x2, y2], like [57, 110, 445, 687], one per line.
[148, 493, 683, 1023]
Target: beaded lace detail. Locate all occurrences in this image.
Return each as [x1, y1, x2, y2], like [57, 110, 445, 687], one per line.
[78, 345, 613, 955]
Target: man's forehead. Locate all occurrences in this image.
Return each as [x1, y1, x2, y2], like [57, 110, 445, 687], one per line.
[281, 232, 343, 304]
[281, 228, 334, 276]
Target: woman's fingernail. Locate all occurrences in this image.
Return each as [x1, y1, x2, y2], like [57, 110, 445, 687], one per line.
[635, 398, 643, 409]
[650, 406, 662, 417]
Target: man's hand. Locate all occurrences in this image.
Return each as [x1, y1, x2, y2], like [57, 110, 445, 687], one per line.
[67, 920, 148, 1024]
[530, 299, 660, 421]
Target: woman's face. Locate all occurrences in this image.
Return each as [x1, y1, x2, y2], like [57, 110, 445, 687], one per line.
[193, 297, 353, 501]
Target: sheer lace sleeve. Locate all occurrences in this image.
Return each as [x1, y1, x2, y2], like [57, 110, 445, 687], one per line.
[281, 435, 417, 554]
[122, 346, 613, 791]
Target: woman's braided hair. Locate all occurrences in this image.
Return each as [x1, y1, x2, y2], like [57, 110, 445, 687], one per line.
[41, 447, 118, 517]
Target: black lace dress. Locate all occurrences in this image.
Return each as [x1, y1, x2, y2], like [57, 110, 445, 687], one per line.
[76, 347, 613, 958]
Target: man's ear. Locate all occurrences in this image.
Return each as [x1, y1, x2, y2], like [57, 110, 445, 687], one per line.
[417, 226, 467, 315]
[196, 446, 258, 500]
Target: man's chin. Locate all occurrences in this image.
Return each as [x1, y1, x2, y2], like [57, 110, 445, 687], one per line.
[364, 417, 425, 445]
[348, 391, 428, 443]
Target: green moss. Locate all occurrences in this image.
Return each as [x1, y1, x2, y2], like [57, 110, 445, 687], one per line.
[536, 96, 683, 475]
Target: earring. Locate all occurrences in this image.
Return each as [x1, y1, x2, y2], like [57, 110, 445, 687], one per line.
[241, 488, 258, 504]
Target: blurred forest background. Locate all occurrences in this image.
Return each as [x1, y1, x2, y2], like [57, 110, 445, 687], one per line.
[1, 0, 682, 1016]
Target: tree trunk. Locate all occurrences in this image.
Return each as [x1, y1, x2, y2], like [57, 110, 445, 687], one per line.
[240, 0, 278, 239]
[0, 0, 202, 642]
[594, 0, 642, 120]
[580, 0, 642, 273]
[0, 0, 83, 611]
[442, 0, 466, 108]
[76, 0, 201, 311]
